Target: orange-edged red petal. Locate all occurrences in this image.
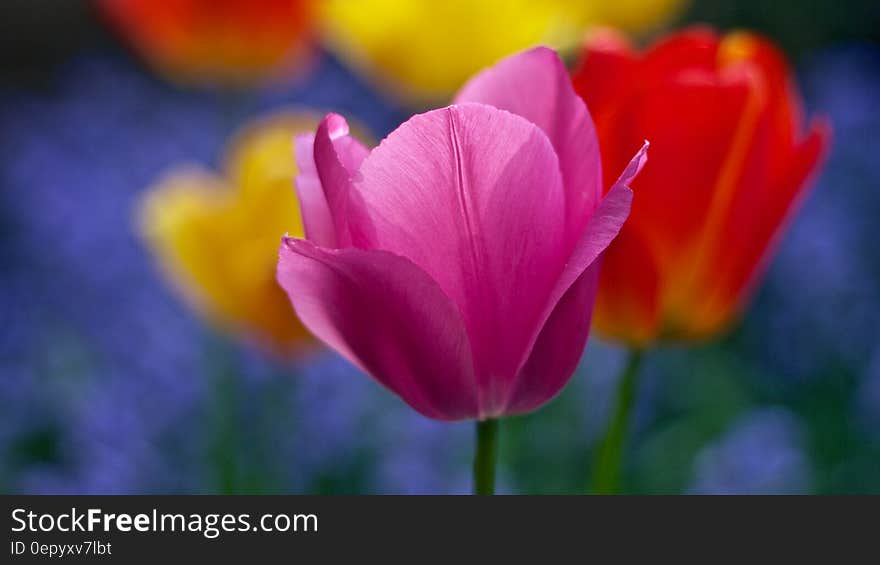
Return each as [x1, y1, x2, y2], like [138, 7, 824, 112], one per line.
[691, 120, 830, 336]
[719, 32, 805, 182]
[593, 227, 661, 346]
[621, 69, 757, 273]
[576, 26, 833, 344]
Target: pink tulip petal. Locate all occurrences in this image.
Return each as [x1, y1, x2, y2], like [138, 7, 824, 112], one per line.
[506, 142, 647, 410]
[277, 236, 478, 420]
[296, 113, 370, 247]
[455, 47, 603, 241]
[294, 133, 336, 247]
[556, 141, 647, 301]
[506, 261, 600, 415]
[352, 103, 567, 414]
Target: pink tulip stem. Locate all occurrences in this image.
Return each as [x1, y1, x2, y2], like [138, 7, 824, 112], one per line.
[473, 419, 499, 495]
[592, 349, 644, 494]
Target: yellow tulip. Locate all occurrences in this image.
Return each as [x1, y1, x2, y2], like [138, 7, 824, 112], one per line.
[319, 0, 687, 102]
[138, 111, 322, 355]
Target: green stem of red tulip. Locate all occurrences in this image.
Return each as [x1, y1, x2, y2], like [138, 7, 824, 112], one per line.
[592, 349, 643, 494]
[473, 418, 499, 495]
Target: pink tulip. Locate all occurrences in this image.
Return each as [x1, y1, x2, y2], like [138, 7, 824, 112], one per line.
[277, 47, 647, 421]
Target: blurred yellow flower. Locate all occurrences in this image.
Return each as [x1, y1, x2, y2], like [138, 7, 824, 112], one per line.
[138, 111, 322, 355]
[319, 0, 687, 102]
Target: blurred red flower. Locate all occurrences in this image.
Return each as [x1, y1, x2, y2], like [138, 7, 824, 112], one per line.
[573, 27, 830, 345]
[96, 0, 315, 86]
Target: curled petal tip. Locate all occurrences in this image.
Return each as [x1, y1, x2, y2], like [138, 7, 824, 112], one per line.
[637, 139, 650, 164]
[620, 141, 650, 187]
[280, 234, 300, 250]
[322, 113, 350, 140]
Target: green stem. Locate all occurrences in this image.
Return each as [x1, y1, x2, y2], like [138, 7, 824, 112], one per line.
[592, 349, 644, 494]
[473, 419, 499, 495]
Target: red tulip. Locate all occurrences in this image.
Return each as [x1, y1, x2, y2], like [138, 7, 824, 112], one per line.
[96, 0, 315, 86]
[572, 27, 830, 345]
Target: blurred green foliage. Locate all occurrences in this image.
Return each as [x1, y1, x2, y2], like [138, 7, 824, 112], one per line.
[685, 0, 880, 56]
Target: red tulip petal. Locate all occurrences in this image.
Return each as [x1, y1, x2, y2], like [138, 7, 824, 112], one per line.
[593, 225, 662, 345]
[572, 27, 639, 122]
[640, 25, 720, 82]
[621, 70, 758, 274]
[694, 120, 830, 335]
[719, 31, 804, 163]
